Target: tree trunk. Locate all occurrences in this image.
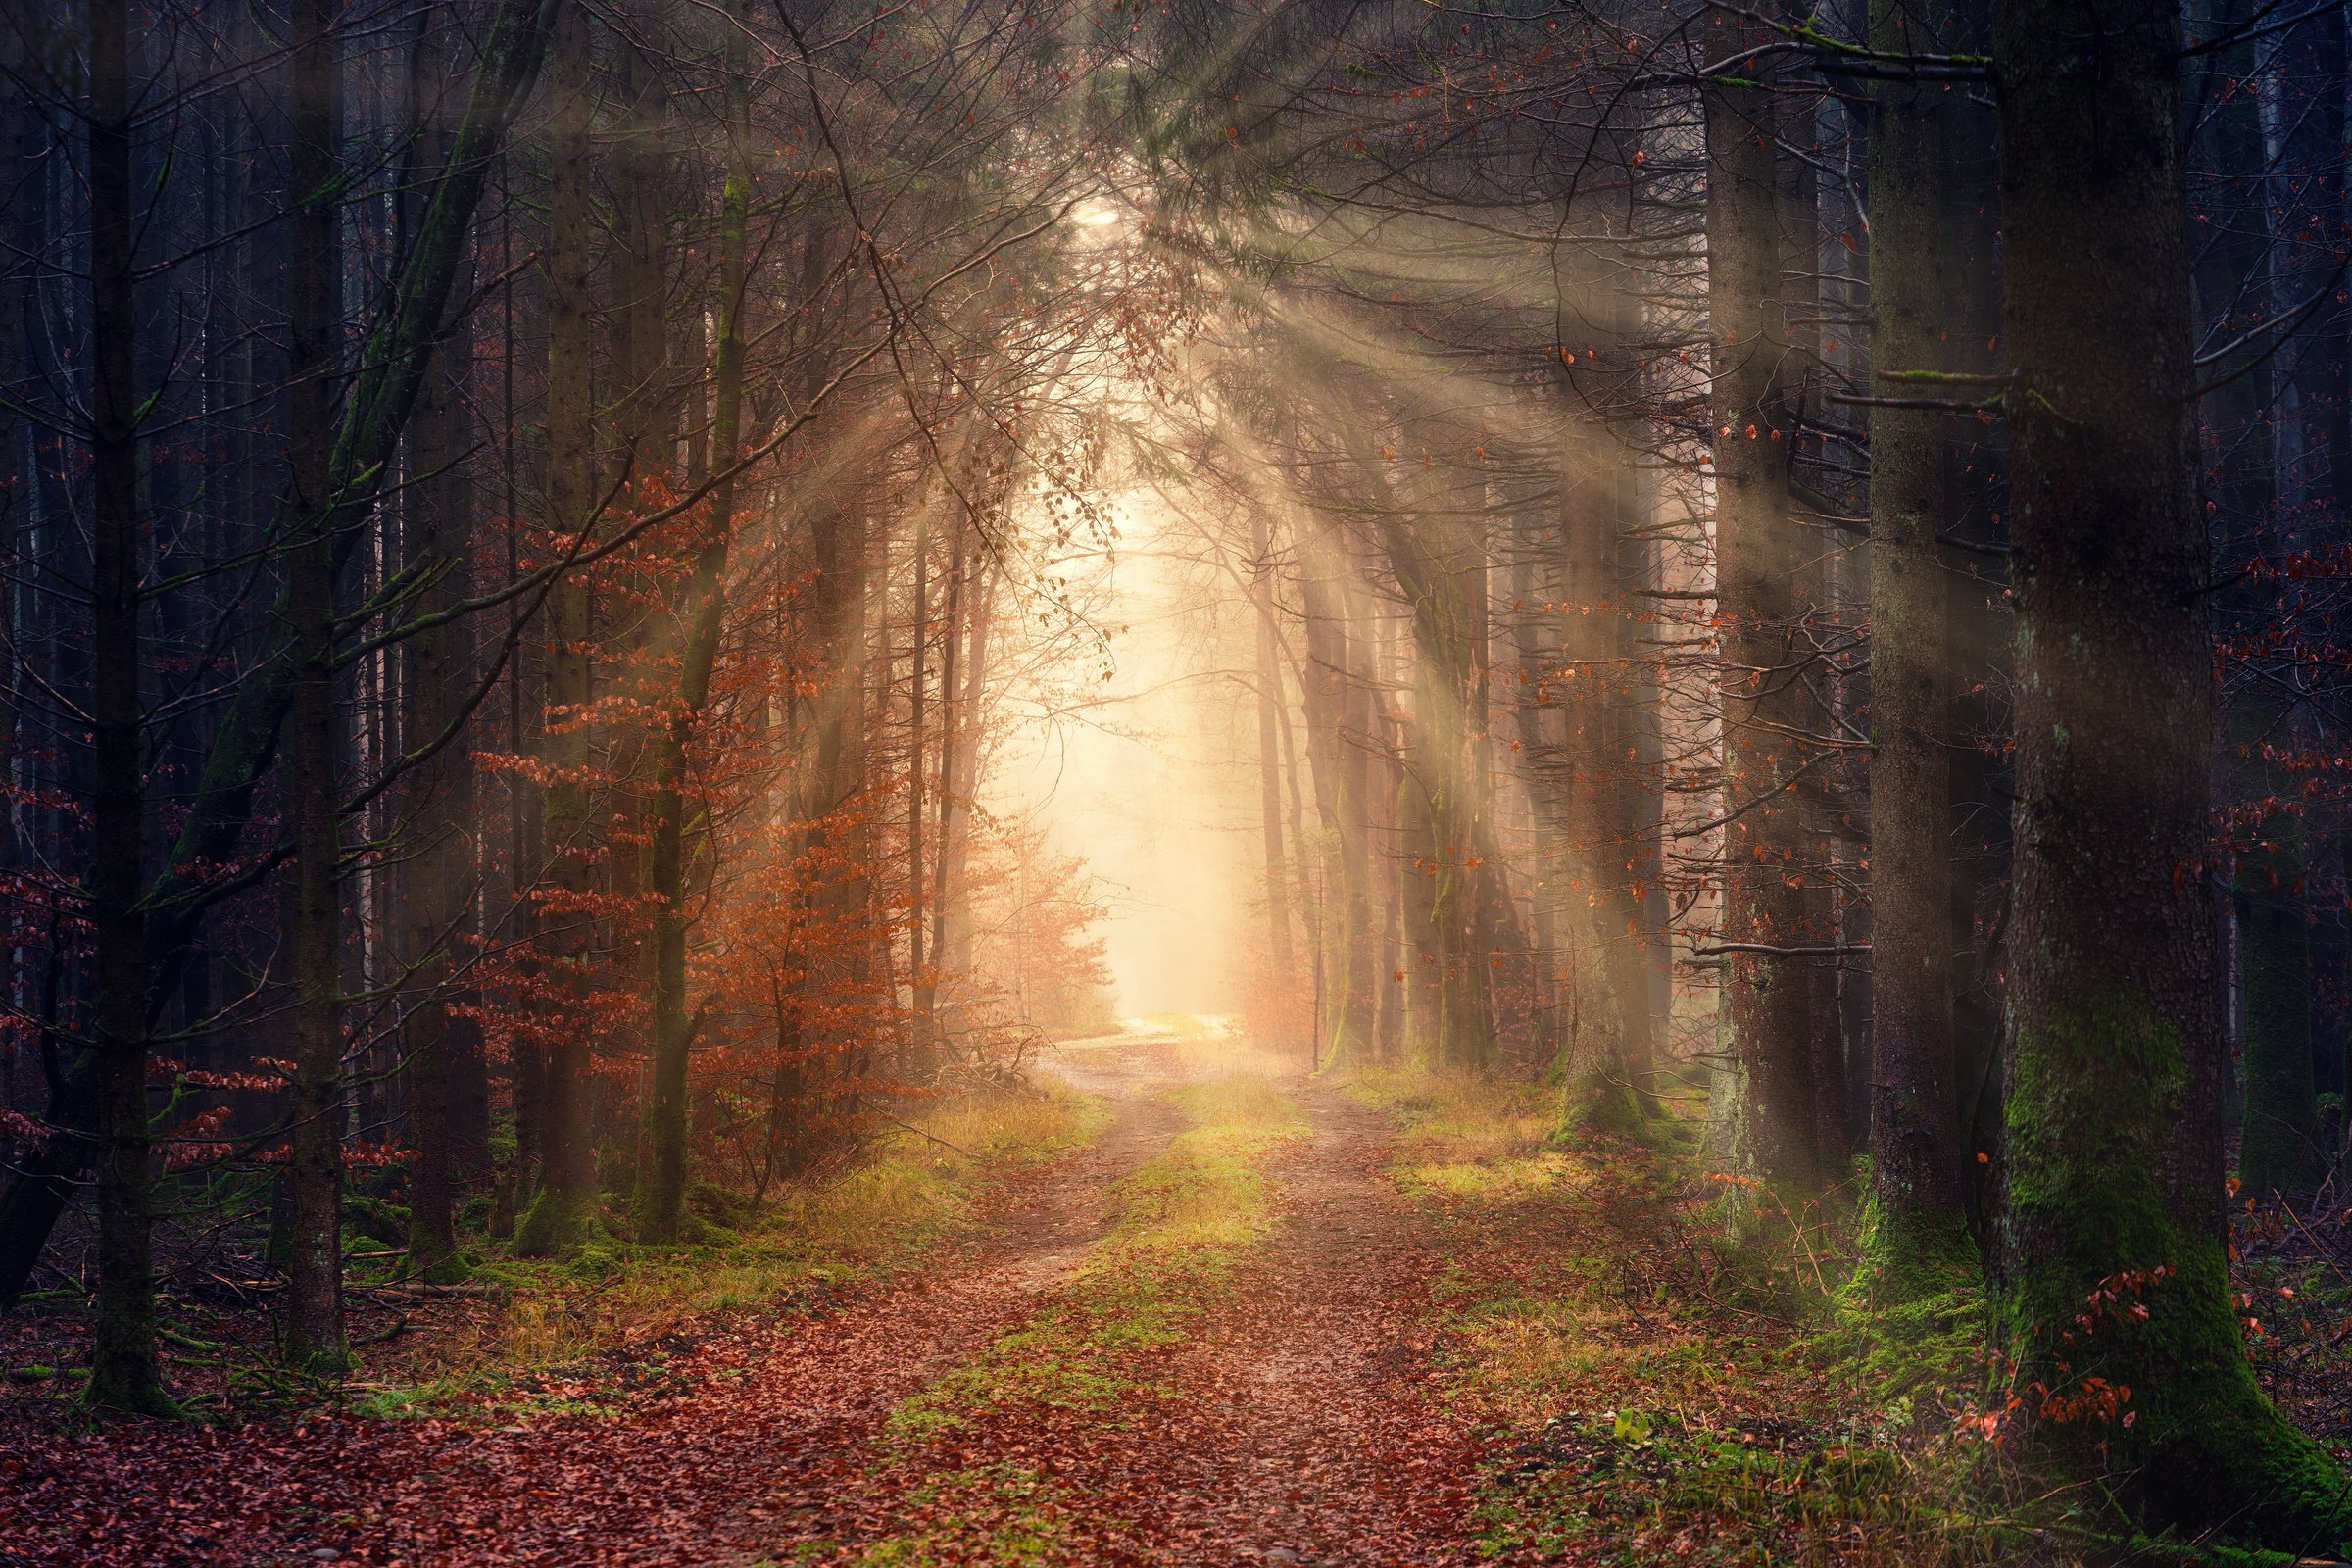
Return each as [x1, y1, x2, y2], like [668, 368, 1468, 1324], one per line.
[641, 64, 745, 1242]
[2240, 830, 2320, 1195]
[1552, 225, 1654, 1114]
[1992, 0, 2352, 1540]
[1609, 283, 1665, 1107]
[283, 0, 349, 1374]
[1704, 6, 1821, 1186]
[1250, 512, 1298, 1039]
[84, 0, 172, 1415]
[514, 0, 598, 1257]
[1863, 0, 1970, 1266]
[400, 0, 470, 1282]
[2283, 4, 2350, 516]
[1299, 560, 1370, 1064]
[940, 561, 992, 987]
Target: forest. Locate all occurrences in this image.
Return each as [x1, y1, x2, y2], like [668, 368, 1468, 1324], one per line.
[3, 0, 2351, 1562]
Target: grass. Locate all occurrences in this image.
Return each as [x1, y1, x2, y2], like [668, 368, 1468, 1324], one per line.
[839, 1072, 1304, 1561]
[883, 1071, 1303, 1443]
[1345, 1066, 1581, 1201]
[1346, 1064, 2032, 1566]
[850, 1465, 1091, 1567]
[368, 1077, 1105, 1410]
[748, 1463, 1105, 1568]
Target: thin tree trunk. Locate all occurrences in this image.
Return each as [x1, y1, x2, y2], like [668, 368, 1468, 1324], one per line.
[85, 0, 172, 1415]
[515, 0, 598, 1257]
[2240, 825, 2320, 1195]
[1341, 565, 1381, 1061]
[1250, 511, 1298, 1041]
[283, 0, 349, 1374]
[401, 0, 469, 1281]
[906, 498, 929, 1061]
[940, 562, 992, 985]
[641, 66, 746, 1241]
[922, 512, 962, 1038]
[1609, 286, 1665, 1107]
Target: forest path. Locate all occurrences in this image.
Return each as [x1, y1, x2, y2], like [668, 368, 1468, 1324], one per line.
[0, 1041, 1493, 1568]
[759, 1052, 1489, 1568]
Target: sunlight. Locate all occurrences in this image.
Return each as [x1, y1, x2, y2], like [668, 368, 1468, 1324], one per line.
[9, 0, 2346, 1560]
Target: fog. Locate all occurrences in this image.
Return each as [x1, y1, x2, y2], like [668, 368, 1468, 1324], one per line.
[991, 489, 1259, 1020]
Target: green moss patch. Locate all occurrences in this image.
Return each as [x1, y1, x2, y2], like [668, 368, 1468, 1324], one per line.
[879, 1075, 1304, 1446]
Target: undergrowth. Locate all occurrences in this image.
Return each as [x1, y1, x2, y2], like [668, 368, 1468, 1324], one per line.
[1350, 1064, 2352, 1564]
[348, 1077, 1107, 1416]
[1346, 1065, 2039, 1565]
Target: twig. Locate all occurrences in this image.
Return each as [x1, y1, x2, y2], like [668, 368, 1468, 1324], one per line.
[882, 1113, 978, 1159]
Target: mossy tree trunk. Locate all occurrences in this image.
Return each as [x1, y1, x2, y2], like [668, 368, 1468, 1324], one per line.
[1993, 0, 2352, 1543]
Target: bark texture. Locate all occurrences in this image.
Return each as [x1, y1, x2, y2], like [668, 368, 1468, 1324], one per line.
[1704, 9, 1823, 1186]
[1994, 0, 2351, 1541]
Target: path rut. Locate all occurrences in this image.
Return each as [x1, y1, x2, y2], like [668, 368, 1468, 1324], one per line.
[0, 1050, 1489, 1567]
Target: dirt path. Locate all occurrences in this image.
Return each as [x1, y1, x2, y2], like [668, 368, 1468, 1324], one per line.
[1105, 1081, 1488, 1565]
[0, 1055, 1489, 1568]
[765, 1064, 1489, 1568]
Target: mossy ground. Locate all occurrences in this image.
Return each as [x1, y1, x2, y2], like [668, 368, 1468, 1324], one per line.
[1347, 1065, 2033, 1565]
[2, 1078, 1108, 1423]
[1344, 1057, 2352, 1564]
[824, 1464, 1089, 1567]
[441, 1080, 1108, 1409]
[832, 1072, 1305, 1565]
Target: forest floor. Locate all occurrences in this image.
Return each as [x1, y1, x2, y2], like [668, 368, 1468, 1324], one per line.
[6, 1028, 2348, 1567]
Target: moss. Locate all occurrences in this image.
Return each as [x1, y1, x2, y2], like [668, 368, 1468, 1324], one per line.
[457, 1190, 495, 1232]
[2119, 1538, 2305, 1568]
[2003, 983, 2352, 1551]
[686, 1179, 757, 1228]
[342, 1195, 409, 1247]
[844, 1464, 1095, 1567]
[1830, 1198, 1984, 1400]
[879, 1076, 1299, 1447]
[510, 1185, 588, 1260]
[1572, 1065, 1646, 1136]
[416, 1250, 476, 1287]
